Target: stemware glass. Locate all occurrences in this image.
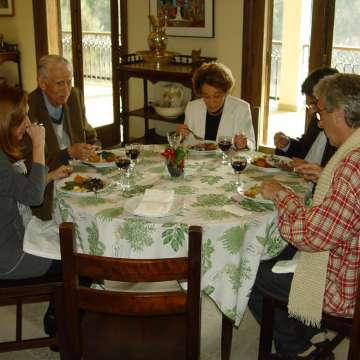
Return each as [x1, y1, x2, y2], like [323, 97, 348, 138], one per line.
[231, 154, 248, 191]
[125, 143, 141, 171]
[167, 131, 183, 149]
[115, 157, 131, 191]
[217, 135, 233, 165]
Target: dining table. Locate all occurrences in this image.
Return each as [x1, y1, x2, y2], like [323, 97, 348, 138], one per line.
[53, 145, 309, 327]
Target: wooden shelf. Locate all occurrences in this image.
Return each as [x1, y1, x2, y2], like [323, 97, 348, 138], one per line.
[126, 107, 184, 124]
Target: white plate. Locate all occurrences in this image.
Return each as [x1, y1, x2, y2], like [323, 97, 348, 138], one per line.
[238, 184, 273, 204]
[82, 160, 116, 168]
[124, 195, 183, 218]
[249, 156, 280, 173]
[266, 155, 293, 171]
[57, 174, 112, 196]
[187, 141, 220, 155]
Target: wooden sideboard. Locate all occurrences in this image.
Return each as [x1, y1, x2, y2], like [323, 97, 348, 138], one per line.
[118, 54, 216, 143]
[0, 47, 22, 88]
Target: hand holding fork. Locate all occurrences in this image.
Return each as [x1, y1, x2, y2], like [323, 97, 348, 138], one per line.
[176, 124, 204, 141]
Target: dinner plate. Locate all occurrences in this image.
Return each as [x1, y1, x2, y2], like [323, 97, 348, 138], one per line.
[82, 160, 116, 168]
[124, 195, 183, 218]
[57, 174, 112, 196]
[266, 155, 294, 171]
[187, 140, 220, 155]
[238, 184, 273, 204]
[249, 156, 281, 173]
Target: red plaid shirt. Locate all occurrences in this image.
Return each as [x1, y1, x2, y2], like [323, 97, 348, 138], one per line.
[275, 148, 360, 317]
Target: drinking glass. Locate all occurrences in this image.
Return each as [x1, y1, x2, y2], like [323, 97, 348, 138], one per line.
[115, 157, 131, 191]
[125, 143, 141, 171]
[167, 131, 183, 149]
[217, 135, 232, 165]
[231, 154, 248, 191]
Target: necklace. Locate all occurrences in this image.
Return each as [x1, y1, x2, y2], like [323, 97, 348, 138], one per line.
[208, 106, 224, 116]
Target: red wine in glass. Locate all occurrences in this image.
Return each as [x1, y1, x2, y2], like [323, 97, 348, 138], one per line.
[231, 160, 247, 172]
[218, 140, 232, 152]
[125, 148, 140, 160]
[115, 158, 131, 170]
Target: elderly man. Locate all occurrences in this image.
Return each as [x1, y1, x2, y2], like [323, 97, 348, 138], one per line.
[249, 73, 360, 359]
[26, 54, 99, 220]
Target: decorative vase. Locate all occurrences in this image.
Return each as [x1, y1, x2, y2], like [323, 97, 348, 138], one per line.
[147, 25, 168, 56]
[166, 159, 184, 178]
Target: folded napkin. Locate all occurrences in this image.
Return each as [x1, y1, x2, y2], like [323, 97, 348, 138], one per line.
[272, 251, 300, 274]
[23, 217, 61, 260]
[134, 189, 175, 217]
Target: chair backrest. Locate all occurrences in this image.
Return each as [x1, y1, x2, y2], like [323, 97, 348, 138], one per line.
[0, 275, 61, 353]
[58, 221, 202, 360]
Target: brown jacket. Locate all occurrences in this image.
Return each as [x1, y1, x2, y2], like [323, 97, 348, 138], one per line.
[25, 87, 99, 220]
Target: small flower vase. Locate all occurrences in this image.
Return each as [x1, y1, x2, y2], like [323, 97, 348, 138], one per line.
[166, 158, 184, 178]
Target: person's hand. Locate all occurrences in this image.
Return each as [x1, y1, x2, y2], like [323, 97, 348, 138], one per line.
[261, 180, 285, 200]
[294, 163, 323, 182]
[26, 122, 45, 149]
[234, 133, 247, 150]
[176, 124, 190, 138]
[67, 143, 96, 160]
[290, 157, 307, 168]
[274, 132, 289, 150]
[48, 165, 72, 183]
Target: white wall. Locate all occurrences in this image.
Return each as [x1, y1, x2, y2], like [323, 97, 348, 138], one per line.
[0, 0, 245, 138]
[0, 0, 37, 91]
[127, 0, 244, 138]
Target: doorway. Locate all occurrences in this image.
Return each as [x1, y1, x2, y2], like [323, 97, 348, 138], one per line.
[32, 0, 128, 148]
[242, 0, 360, 151]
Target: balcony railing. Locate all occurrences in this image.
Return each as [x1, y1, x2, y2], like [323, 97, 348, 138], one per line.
[270, 42, 360, 100]
[62, 31, 112, 81]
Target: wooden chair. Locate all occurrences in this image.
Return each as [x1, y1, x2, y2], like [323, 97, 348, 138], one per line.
[0, 275, 62, 352]
[257, 273, 360, 360]
[57, 221, 202, 360]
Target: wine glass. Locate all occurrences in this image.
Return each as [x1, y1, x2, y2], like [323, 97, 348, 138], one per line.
[125, 143, 141, 171]
[115, 157, 131, 191]
[217, 135, 233, 165]
[231, 154, 248, 191]
[167, 131, 183, 149]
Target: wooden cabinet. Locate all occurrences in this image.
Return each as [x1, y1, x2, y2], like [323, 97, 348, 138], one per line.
[118, 54, 216, 143]
[0, 46, 22, 88]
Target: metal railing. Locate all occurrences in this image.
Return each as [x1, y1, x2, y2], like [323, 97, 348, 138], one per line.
[270, 42, 360, 100]
[62, 31, 112, 80]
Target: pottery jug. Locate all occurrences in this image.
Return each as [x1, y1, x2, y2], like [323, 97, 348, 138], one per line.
[161, 83, 184, 108]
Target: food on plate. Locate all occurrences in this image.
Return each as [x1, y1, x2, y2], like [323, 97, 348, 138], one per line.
[87, 151, 117, 163]
[189, 142, 218, 151]
[61, 175, 105, 193]
[251, 156, 275, 168]
[269, 155, 293, 171]
[244, 184, 262, 198]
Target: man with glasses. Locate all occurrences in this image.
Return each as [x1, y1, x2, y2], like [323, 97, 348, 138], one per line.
[274, 67, 338, 178]
[250, 72, 360, 360]
[25, 55, 99, 221]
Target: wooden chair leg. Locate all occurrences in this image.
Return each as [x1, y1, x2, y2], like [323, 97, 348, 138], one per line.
[221, 314, 234, 360]
[258, 296, 275, 360]
[16, 302, 22, 341]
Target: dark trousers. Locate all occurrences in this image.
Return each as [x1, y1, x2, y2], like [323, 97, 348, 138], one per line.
[248, 245, 321, 356]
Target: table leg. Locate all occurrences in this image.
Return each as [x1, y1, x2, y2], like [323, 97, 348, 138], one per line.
[221, 314, 234, 360]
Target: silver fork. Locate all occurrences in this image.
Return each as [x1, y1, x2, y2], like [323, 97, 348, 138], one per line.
[188, 128, 204, 141]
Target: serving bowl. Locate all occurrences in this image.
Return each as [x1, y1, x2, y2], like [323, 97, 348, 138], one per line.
[152, 102, 186, 118]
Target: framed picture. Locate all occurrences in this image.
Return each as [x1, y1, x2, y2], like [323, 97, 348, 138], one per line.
[150, 0, 214, 38]
[0, 0, 14, 16]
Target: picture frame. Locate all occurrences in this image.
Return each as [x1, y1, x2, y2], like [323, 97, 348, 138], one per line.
[0, 0, 14, 16]
[150, 0, 214, 38]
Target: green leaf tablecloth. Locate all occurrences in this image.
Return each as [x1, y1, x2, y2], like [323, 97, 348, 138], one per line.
[54, 146, 308, 326]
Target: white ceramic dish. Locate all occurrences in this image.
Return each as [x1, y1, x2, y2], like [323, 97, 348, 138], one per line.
[249, 156, 280, 173]
[266, 155, 293, 171]
[152, 102, 186, 118]
[238, 184, 273, 204]
[57, 174, 112, 196]
[124, 195, 183, 218]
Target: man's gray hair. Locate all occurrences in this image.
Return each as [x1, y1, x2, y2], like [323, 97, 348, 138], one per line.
[314, 73, 360, 129]
[37, 54, 73, 81]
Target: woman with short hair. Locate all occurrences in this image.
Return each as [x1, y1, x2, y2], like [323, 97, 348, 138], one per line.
[177, 62, 256, 150]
